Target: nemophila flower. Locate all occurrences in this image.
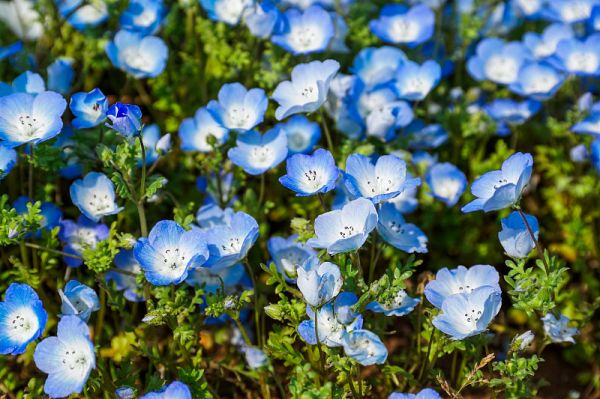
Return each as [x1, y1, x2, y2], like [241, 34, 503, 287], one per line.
[0, 91, 67, 148]
[351, 46, 406, 89]
[228, 128, 288, 175]
[105, 102, 143, 138]
[105, 30, 168, 78]
[426, 162, 467, 207]
[134, 220, 209, 285]
[542, 313, 578, 343]
[57, 0, 108, 30]
[508, 62, 564, 100]
[0, 144, 17, 180]
[0, 283, 47, 355]
[196, 204, 234, 230]
[277, 114, 321, 154]
[140, 381, 192, 399]
[106, 250, 144, 302]
[120, 0, 166, 35]
[272, 59, 340, 120]
[70, 88, 108, 129]
[59, 216, 109, 267]
[387, 177, 419, 214]
[365, 99, 413, 142]
[197, 170, 237, 206]
[279, 148, 339, 196]
[572, 109, 600, 136]
[115, 386, 136, 399]
[554, 35, 600, 76]
[245, 0, 284, 39]
[591, 4, 600, 30]
[541, 0, 596, 24]
[394, 60, 441, 101]
[241, 346, 269, 369]
[329, 13, 350, 53]
[462, 152, 533, 213]
[0, 71, 45, 96]
[59, 280, 100, 322]
[498, 211, 539, 258]
[268, 235, 316, 280]
[298, 292, 362, 346]
[140, 124, 171, 164]
[0, 41, 23, 61]
[366, 289, 420, 317]
[389, 388, 442, 399]
[344, 154, 421, 203]
[592, 138, 600, 172]
[307, 198, 378, 255]
[432, 286, 502, 340]
[186, 263, 250, 293]
[523, 23, 574, 60]
[484, 99, 541, 136]
[377, 203, 428, 253]
[513, 0, 543, 18]
[200, 0, 253, 25]
[272, 6, 334, 55]
[369, 4, 434, 47]
[342, 329, 388, 366]
[207, 83, 268, 132]
[70, 172, 123, 222]
[34, 315, 95, 398]
[570, 144, 588, 162]
[405, 121, 449, 150]
[512, 330, 535, 352]
[467, 38, 532, 85]
[204, 210, 259, 271]
[13, 196, 62, 235]
[296, 257, 342, 307]
[0, 0, 43, 40]
[47, 58, 74, 95]
[179, 106, 228, 152]
[425, 264, 500, 309]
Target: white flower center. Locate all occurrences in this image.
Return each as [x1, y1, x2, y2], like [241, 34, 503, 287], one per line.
[463, 307, 483, 326]
[15, 114, 44, 139]
[134, 8, 157, 27]
[484, 55, 519, 84]
[338, 225, 357, 239]
[251, 146, 275, 168]
[60, 347, 91, 373]
[288, 131, 308, 151]
[567, 51, 599, 73]
[220, 237, 242, 255]
[6, 307, 39, 342]
[522, 72, 559, 94]
[226, 107, 252, 128]
[87, 193, 113, 214]
[434, 178, 462, 199]
[215, 0, 246, 24]
[560, 3, 591, 22]
[289, 26, 318, 52]
[390, 18, 419, 42]
[122, 47, 150, 71]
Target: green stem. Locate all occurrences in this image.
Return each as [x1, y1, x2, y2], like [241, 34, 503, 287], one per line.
[137, 135, 149, 237]
[24, 242, 83, 260]
[418, 328, 436, 381]
[319, 108, 334, 154]
[258, 173, 265, 206]
[28, 144, 34, 199]
[244, 260, 262, 347]
[95, 286, 106, 342]
[516, 207, 549, 271]
[313, 306, 325, 386]
[368, 235, 380, 284]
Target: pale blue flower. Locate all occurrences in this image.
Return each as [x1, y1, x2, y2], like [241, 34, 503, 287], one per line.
[116, 386, 136, 399]
[106, 250, 144, 302]
[277, 114, 321, 154]
[572, 109, 600, 136]
[369, 4, 434, 47]
[267, 235, 316, 280]
[296, 257, 342, 307]
[70, 88, 108, 129]
[570, 144, 588, 162]
[106, 30, 168, 78]
[228, 128, 288, 175]
[376, 203, 427, 253]
[498, 211, 539, 258]
[70, 172, 123, 222]
[425, 162, 467, 207]
[467, 38, 532, 85]
[513, 0, 543, 18]
[57, 0, 108, 31]
[0, 144, 17, 180]
[523, 23, 574, 60]
[140, 124, 171, 165]
[541, 0, 597, 24]
[484, 100, 541, 135]
[140, 381, 191, 399]
[366, 289, 420, 317]
[200, 0, 253, 25]
[186, 263, 250, 293]
[0, 41, 22, 61]
[279, 148, 339, 196]
[405, 121, 449, 150]
[389, 388, 442, 399]
[394, 60, 441, 101]
[342, 329, 388, 365]
[179, 106, 228, 152]
[272, 6, 334, 55]
[553, 34, 600, 76]
[241, 346, 269, 369]
[207, 83, 268, 132]
[120, 0, 166, 35]
[59, 216, 109, 267]
[592, 138, 600, 171]
[351, 46, 406, 89]
[307, 198, 378, 255]
[0, 71, 45, 96]
[541, 313, 578, 344]
[59, 280, 100, 322]
[47, 58, 74, 95]
[245, 0, 284, 38]
[509, 62, 565, 100]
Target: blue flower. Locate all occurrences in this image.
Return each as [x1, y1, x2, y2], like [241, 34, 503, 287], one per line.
[57, 0, 108, 30]
[200, 0, 253, 25]
[342, 329, 388, 366]
[0, 144, 17, 180]
[509, 62, 565, 100]
[0, 71, 46, 96]
[592, 138, 600, 172]
[389, 388, 442, 399]
[344, 154, 421, 204]
[298, 292, 362, 346]
[13, 196, 62, 236]
[0, 91, 67, 148]
[47, 58, 74, 95]
[140, 381, 192, 399]
[296, 257, 343, 307]
[120, 0, 166, 35]
[141, 124, 171, 164]
[461, 152, 533, 213]
[387, 176, 419, 214]
[70, 88, 108, 129]
[272, 59, 340, 120]
[186, 263, 250, 293]
[0, 283, 47, 355]
[0, 41, 23, 61]
[241, 346, 269, 369]
[106, 250, 144, 302]
[329, 13, 350, 53]
[467, 38, 532, 85]
[207, 83, 268, 132]
[279, 148, 339, 196]
[425, 162, 467, 207]
[351, 46, 406, 90]
[228, 128, 288, 175]
[70, 172, 123, 222]
[377, 203, 427, 253]
[541, 313, 578, 344]
[277, 114, 321, 154]
[570, 144, 588, 162]
[432, 286, 502, 340]
[484, 100, 541, 134]
[115, 386, 136, 399]
[308, 198, 378, 255]
[105, 102, 143, 138]
[59, 216, 110, 267]
[106, 30, 168, 78]
[134, 220, 209, 285]
[498, 211, 539, 259]
[34, 316, 96, 398]
[425, 264, 500, 309]
[179, 106, 229, 152]
[513, 0, 543, 18]
[369, 4, 434, 47]
[394, 60, 441, 101]
[204, 210, 259, 270]
[366, 289, 420, 317]
[272, 6, 334, 54]
[523, 23, 574, 60]
[572, 108, 600, 136]
[59, 280, 100, 322]
[553, 34, 600, 77]
[196, 204, 234, 230]
[245, 0, 285, 38]
[364, 99, 413, 142]
[267, 235, 316, 280]
[405, 120, 449, 150]
[540, 0, 596, 24]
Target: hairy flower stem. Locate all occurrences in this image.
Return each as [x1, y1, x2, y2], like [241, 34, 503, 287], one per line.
[234, 317, 252, 346]
[24, 242, 83, 260]
[244, 260, 263, 347]
[313, 306, 326, 386]
[516, 207, 549, 271]
[137, 135, 149, 237]
[320, 108, 334, 154]
[418, 328, 437, 381]
[28, 144, 34, 200]
[368, 235, 380, 284]
[95, 286, 106, 342]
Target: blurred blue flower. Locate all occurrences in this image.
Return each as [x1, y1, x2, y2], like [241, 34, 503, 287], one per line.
[541, 313, 578, 343]
[0, 71, 45, 96]
[241, 346, 269, 369]
[512, 0, 543, 18]
[106, 249, 144, 302]
[366, 289, 420, 317]
[105, 102, 143, 138]
[523, 23, 573, 60]
[498, 211, 539, 258]
[59, 280, 100, 322]
[461, 152, 533, 213]
[389, 388, 441, 399]
[540, 0, 596, 24]
[70, 88, 108, 129]
[70, 172, 123, 221]
[426, 162, 467, 207]
[296, 257, 342, 307]
[272, 6, 334, 55]
[179, 106, 228, 152]
[228, 128, 288, 175]
[592, 138, 600, 171]
[267, 235, 316, 280]
[245, 0, 285, 38]
[467, 38, 531, 85]
[47, 58, 74, 95]
[200, 0, 253, 25]
[277, 114, 321, 154]
[115, 386, 136, 399]
[59, 216, 110, 267]
[140, 381, 192, 399]
[13, 196, 62, 237]
[279, 148, 339, 196]
[377, 203, 427, 253]
[369, 4, 434, 47]
[554, 34, 600, 76]
[394, 60, 441, 101]
[351, 46, 406, 90]
[0, 41, 23, 61]
[405, 121, 448, 149]
[570, 143, 588, 162]
[140, 124, 171, 165]
[34, 316, 95, 398]
[272, 59, 340, 120]
[0, 283, 47, 355]
[120, 0, 166, 35]
[572, 107, 600, 136]
[207, 83, 268, 132]
[342, 329, 388, 365]
[106, 30, 168, 78]
[509, 62, 565, 100]
[0, 144, 17, 180]
[57, 0, 108, 30]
